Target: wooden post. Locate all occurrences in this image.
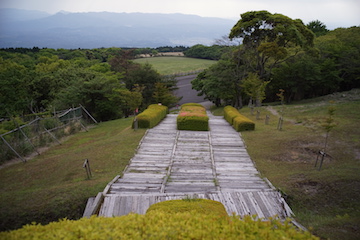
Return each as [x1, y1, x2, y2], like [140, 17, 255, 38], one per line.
[265, 115, 270, 125]
[277, 117, 283, 130]
[315, 151, 326, 171]
[133, 117, 138, 131]
[83, 159, 92, 179]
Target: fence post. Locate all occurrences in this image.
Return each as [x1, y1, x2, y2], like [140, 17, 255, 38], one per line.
[44, 127, 61, 145]
[133, 117, 138, 131]
[277, 117, 283, 130]
[17, 122, 40, 155]
[83, 159, 92, 179]
[265, 115, 270, 125]
[0, 135, 26, 162]
[80, 104, 98, 124]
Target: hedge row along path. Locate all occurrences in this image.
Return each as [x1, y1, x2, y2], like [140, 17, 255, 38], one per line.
[84, 112, 295, 223]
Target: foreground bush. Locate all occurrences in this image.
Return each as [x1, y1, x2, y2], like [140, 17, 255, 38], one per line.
[146, 199, 228, 218]
[224, 106, 255, 131]
[133, 104, 168, 128]
[0, 212, 319, 240]
[177, 104, 209, 131]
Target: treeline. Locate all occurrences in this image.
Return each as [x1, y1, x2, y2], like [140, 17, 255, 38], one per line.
[0, 48, 180, 121]
[184, 45, 230, 60]
[191, 12, 360, 106]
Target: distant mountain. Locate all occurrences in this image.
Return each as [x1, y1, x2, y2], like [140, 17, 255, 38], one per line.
[0, 8, 51, 22]
[0, 9, 235, 48]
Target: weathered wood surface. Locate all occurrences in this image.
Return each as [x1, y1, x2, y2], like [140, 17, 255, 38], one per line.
[85, 113, 293, 220]
[99, 191, 291, 219]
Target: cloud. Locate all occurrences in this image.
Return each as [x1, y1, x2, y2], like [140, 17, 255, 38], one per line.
[0, 0, 359, 29]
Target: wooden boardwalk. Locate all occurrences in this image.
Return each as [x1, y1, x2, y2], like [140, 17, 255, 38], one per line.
[84, 113, 293, 220]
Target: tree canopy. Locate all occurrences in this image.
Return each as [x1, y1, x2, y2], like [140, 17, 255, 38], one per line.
[229, 10, 315, 80]
[192, 11, 359, 106]
[0, 48, 179, 121]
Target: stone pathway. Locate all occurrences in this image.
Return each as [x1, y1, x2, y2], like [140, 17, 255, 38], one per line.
[83, 113, 293, 220]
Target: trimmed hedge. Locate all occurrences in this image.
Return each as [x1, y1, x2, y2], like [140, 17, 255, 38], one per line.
[0, 212, 319, 239]
[177, 104, 209, 131]
[224, 106, 255, 131]
[133, 104, 168, 129]
[180, 103, 204, 108]
[146, 199, 228, 219]
[233, 116, 255, 131]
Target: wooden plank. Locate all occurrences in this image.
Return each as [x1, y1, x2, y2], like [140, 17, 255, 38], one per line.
[88, 113, 295, 222]
[82, 197, 95, 217]
[84, 192, 104, 217]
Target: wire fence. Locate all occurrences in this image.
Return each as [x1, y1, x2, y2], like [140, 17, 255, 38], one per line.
[0, 105, 97, 164]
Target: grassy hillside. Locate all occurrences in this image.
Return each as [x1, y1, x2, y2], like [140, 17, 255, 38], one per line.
[0, 118, 146, 231]
[134, 56, 216, 75]
[1, 89, 359, 239]
[227, 89, 360, 240]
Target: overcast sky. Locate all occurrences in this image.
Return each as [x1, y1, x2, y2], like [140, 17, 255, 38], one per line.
[1, 0, 359, 29]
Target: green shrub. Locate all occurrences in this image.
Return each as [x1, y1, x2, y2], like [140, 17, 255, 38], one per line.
[40, 117, 62, 130]
[177, 104, 208, 131]
[133, 104, 168, 129]
[224, 106, 255, 131]
[180, 103, 204, 108]
[223, 106, 241, 125]
[146, 199, 228, 219]
[0, 213, 319, 240]
[233, 116, 255, 131]
[0, 117, 26, 131]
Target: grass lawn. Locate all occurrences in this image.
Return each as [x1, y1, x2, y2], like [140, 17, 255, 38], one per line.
[1, 89, 359, 240]
[230, 90, 360, 240]
[0, 117, 146, 231]
[134, 56, 216, 75]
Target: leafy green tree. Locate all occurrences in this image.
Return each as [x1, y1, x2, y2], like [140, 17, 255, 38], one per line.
[316, 27, 360, 90]
[53, 68, 124, 121]
[307, 20, 329, 37]
[271, 53, 322, 102]
[184, 44, 230, 60]
[0, 58, 29, 116]
[229, 10, 315, 80]
[241, 72, 269, 106]
[152, 82, 179, 107]
[110, 86, 143, 117]
[192, 57, 244, 107]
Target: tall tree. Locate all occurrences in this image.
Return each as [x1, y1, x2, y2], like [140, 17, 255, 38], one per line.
[307, 20, 329, 37]
[229, 11, 315, 80]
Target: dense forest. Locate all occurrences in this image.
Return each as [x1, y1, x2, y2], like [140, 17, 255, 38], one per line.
[0, 47, 182, 122]
[190, 14, 360, 107]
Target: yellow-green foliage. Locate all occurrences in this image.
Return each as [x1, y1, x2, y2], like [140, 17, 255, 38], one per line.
[133, 104, 168, 128]
[233, 115, 255, 131]
[177, 104, 209, 131]
[224, 106, 255, 131]
[146, 199, 228, 219]
[224, 105, 242, 124]
[181, 103, 204, 108]
[0, 213, 319, 240]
